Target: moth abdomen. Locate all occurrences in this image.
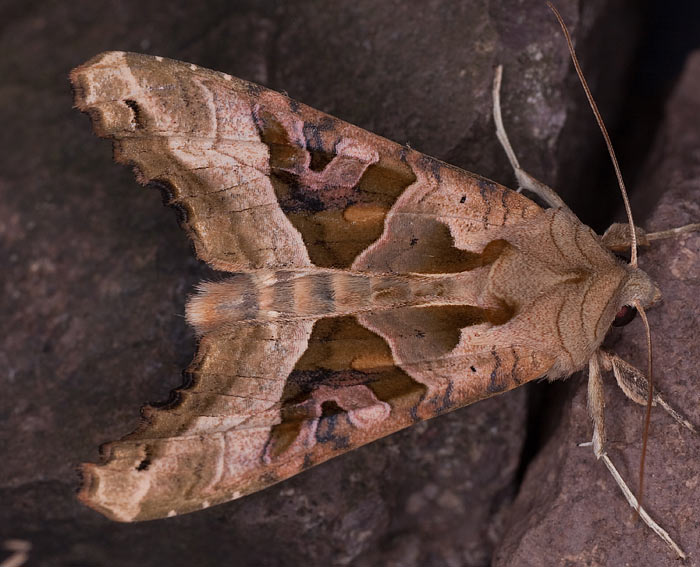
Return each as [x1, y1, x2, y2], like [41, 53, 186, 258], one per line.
[186, 268, 499, 333]
[186, 271, 371, 331]
[185, 274, 260, 334]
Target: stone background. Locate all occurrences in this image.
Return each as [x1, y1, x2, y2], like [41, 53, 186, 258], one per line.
[1, 1, 699, 565]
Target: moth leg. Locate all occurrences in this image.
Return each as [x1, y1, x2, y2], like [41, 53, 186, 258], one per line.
[599, 350, 696, 433]
[586, 354, 687, 559]
[602, 222, 700, 253]
[492, 65, 573, 214]
[587, 353, 606, 458]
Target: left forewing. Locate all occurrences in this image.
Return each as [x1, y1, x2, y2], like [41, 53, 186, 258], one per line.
[70, 51, 543, 274]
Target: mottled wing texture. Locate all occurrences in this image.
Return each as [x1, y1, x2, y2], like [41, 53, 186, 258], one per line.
[72, 52, 626, 521]
[70, 51, 540, 273]
[80, 321, 314, 521]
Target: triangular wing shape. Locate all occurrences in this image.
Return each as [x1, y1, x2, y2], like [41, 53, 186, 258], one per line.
[71, 51, 542, 273]
[72, 53, 580, 522]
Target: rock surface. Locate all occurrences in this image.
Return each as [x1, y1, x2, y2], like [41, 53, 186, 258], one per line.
[0, 1, 674, 566]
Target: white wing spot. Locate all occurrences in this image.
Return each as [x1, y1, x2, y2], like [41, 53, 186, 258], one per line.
[155, 56, 164, 62]
[190, 64, 197, 71]
[223, 73, 233, 81]
[202, 500, 211, 509]
[167, 510, 177, 518]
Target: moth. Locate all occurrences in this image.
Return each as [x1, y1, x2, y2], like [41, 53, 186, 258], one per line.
[70, 26, 696, 556]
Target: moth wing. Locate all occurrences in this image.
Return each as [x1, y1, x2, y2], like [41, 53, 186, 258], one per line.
[79, 320, 315, 522]
[73, 53, 555, 521]
[71, 52, 311, 271]
[71, 51, 543, 273]
[79, 312, 554, 522]
[357, 307, 556, 414]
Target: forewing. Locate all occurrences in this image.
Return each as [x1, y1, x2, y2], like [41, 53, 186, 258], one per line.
[79, 314, 554, 522]
[79, 320, 313, 521]
[71, 51, 542, 273]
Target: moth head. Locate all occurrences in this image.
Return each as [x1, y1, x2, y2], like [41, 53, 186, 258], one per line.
[609, 267, 659, 328]
[620, 267, 661, 311]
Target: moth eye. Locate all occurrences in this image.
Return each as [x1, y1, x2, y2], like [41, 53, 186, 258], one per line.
[612, 305, 637, 327]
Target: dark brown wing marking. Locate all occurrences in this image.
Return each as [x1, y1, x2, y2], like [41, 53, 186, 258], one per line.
[254, 107, 417, 268]
[353, 156, 543, 274]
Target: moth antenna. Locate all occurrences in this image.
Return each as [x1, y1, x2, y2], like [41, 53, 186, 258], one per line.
[546, 2, 638, 268]
[634, 301, 654, 515]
